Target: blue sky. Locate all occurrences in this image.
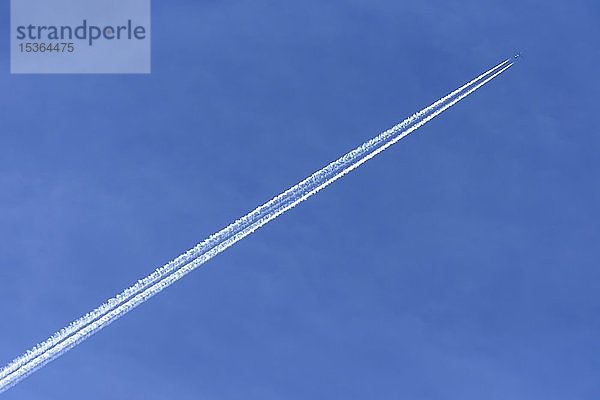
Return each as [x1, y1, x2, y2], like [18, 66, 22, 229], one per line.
[1, 0, 599, 398]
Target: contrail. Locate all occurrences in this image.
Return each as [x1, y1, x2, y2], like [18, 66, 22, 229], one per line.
[0, 58, 511, 384]
[0, 57, 511, 385]
[0, 58, 514, 393]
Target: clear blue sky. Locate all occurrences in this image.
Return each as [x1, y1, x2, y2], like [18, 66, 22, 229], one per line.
[1, 0, 599, 399]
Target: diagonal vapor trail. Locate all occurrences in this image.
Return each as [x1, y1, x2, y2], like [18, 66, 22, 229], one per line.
[0, 57, 514, 393]
[0, 58, 511, 384]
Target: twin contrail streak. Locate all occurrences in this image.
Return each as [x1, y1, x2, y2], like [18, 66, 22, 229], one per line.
[0, 57, 514, 393]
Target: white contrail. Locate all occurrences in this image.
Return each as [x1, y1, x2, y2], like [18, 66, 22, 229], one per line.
[0, 58, 510, 383]
[0, 59, 513, 393]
